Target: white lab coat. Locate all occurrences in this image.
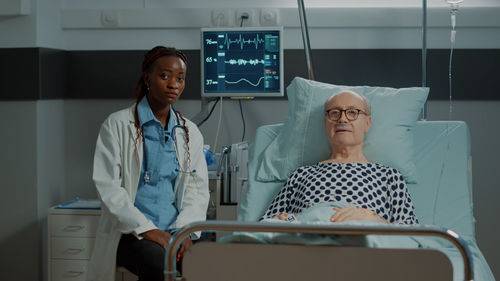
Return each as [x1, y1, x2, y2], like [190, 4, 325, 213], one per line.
[87, 105, 209, 281]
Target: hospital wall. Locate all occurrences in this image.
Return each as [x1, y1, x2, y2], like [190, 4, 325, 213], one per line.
[0, 1, 499, 281]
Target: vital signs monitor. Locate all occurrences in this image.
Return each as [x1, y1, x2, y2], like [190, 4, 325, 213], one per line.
[201, 27, 284, 98]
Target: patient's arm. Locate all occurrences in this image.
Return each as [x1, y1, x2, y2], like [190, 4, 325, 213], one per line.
[272, 213, 299, 221]
[272, 206, 388, 224]
[330, 206, 389, 224]
[261, 176, 296, 220]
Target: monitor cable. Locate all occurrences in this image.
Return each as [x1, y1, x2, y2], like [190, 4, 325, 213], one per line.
[239, 99, 246, 141]
[213, 97, 224, 153]
[197, 98, 220, 127]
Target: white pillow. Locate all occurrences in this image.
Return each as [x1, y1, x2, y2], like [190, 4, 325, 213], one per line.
[256, 77, 429, 184]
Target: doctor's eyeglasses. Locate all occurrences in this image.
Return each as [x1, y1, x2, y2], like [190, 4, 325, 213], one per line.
[325, 108, 367, 122]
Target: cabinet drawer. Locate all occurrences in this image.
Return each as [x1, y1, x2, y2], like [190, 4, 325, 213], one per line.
[51, 237, 95, 259]
[50, 215, 99, 237]
[51, 260, 88, 281]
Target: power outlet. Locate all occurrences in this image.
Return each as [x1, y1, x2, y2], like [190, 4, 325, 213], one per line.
[260, 8, 279, 26]
[235, 9, 256, 27]
[211, 9, 231, 27]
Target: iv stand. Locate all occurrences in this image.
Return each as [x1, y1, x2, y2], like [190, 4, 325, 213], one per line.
[422, 0, 428, 120]
[296, 0, 429, 119]
[298, 0, 315, 81]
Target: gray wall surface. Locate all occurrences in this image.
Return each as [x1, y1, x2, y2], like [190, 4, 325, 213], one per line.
[36, 100, 66, 281]
[0, 102, 40, 281]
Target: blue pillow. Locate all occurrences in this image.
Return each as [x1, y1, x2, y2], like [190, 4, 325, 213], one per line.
[256, 77, 429, 184]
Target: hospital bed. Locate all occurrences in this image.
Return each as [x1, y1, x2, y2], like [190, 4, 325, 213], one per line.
[164, 78, 495, 281]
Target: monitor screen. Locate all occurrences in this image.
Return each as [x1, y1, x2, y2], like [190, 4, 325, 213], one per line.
[201, 27, 284, 98]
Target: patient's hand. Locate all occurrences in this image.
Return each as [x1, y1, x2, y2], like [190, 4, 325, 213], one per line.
[330, 206, 388, 224]
[272, 213, 299, 221]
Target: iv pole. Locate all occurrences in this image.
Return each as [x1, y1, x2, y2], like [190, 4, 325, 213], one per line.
[298, 0, 315, 81]
[422, 0, 428, 120]
[297, 0, 428, 120]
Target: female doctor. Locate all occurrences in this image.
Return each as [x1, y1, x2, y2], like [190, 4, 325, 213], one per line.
[88, 46, 209, 281]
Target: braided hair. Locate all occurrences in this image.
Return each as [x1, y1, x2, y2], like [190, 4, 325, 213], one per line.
[133, 46, 191, 163]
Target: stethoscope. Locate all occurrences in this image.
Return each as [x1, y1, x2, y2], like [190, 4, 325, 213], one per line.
[170, 108, 196, 175]
[143, 107, 196, 184]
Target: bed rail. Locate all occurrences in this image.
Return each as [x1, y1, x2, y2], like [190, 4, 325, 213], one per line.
[164, 221, 473, 281]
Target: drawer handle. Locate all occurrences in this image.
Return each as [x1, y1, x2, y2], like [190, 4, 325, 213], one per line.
[64, 271, 84, 277]
[65, 248, 85, 255]
[63, 225, 85, 232]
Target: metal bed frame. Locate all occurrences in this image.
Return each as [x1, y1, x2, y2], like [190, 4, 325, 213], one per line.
[164, 221, 474, 281]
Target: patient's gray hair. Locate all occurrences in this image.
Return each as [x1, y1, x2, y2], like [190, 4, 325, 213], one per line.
[324, 90, 371, 115]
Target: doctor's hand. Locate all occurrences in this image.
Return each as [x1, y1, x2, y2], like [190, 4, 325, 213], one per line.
[141, 229, 172, 249]
[330, 206, 388, 224]
[178, 237, 192, 258]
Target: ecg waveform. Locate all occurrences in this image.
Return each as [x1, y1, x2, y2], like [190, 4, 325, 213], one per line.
[224, 59, 265, 66]
[223, 34, 265, 50]
[225, 77, 265, 87]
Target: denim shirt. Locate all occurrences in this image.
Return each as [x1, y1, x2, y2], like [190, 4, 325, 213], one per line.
[134, 96, 179, 231]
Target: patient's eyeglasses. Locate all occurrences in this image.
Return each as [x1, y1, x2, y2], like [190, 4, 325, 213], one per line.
[325, 108, 367, 122]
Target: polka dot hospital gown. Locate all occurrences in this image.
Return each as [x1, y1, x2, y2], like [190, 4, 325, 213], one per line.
[262, 162, 419, 225]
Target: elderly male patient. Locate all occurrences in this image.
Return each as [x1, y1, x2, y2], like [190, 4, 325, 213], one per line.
[261, 91, 419, 225]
